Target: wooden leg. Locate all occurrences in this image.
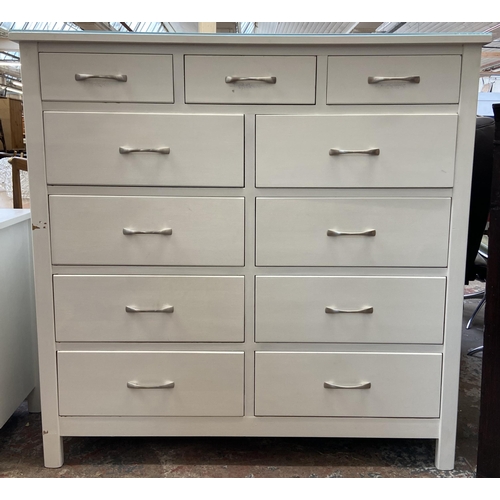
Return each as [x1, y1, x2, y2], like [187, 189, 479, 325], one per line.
[8, 157, 28, 209]
[435, 437, 456, 471]
[12, 164, 23, 209]
[43, 433, 64, 468]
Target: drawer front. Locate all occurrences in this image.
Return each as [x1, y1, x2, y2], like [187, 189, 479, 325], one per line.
[327, 55, 461, 104]
[44, 112, 244, 187]
[255, 352, 442, 417]
[256, 197, 450, 267]
[54, 275, 245, 342]
[40, 53, 174, 103]
[256, 114, 458, 188]
[255, 276, 446, 344]
[58, 351, 244, 416]
[185, 55, 316, 104]
[49, 196, 244, 266]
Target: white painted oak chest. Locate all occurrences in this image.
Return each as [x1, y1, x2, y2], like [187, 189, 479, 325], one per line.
[11, 31, 489, 469]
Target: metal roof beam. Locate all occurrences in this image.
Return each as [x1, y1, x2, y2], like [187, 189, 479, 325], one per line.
[347, 22, 384, 34]
[73, 22, 116, 31]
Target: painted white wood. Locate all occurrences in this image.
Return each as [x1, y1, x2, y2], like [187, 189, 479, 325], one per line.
[256, 114, 458, 187]
[57, 351, 244, 416]
[255, 276, 446, 344]
[15, 33, 484, 470]
[17, 42, 64, 469]
[185, 56, 317, 104]
[435, 44, 484, 471]
[59, 415, 440, 439]
[44, 112, 244, 187]
[255, 352, 443, 417]
[0, 209, 31, 229]
[49, 196, 245, 266]
[0, 214, 38, 428]
[256, 197, 451, 267]
[53, 275, 245, 342]
[10, 32, 491, 46]
[327, 55, 462, 104]
[39, 53, 174, 103]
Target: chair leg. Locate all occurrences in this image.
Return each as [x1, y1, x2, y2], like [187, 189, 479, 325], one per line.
[466, 296, 487, 329]
[468, 345, 484, 356]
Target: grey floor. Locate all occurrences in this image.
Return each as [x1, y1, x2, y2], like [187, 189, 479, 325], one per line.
[0, 283, 486, 478]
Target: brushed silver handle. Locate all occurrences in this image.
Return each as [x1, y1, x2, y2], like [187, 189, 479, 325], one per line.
[327, 229, 376, 237]
[119, 147, 170, 155]
[368, 76, 420, 84]
[75, 73, 128, 82]
[329, 148, 380, 156]
[127, 381, 175, 389]
[325, 306, 374, 314]
[123, 228, 173, 235]
[126, 305, 174, 313]
[225, 76, 277, 84]
[324, 382, 371, 390]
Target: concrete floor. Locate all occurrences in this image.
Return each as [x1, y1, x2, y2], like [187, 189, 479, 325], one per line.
[0, 286, 486, 478]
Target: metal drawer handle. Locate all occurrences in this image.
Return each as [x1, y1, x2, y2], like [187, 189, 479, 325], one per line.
[126, 305, 174, 314]
[119, 147, 170, 155]
[324, 382, 372, 390]
[123, 228, 173, 236]
[127, 381, 175, 389]
[327, 229, 376, 237]
[75, 73, 128, 82]
[368, 76, 420, 84]
[325, 306, 374, 314]
[329, 148, 380, 156]
[225, 76, 277, 84]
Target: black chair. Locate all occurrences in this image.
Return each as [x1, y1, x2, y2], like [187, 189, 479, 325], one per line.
[464, 116, 495, 355]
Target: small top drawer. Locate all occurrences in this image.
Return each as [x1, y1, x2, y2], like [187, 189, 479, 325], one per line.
[185, 55, 316, 104]
[39, 53, 174, 103]
[327, 55, 462, 104]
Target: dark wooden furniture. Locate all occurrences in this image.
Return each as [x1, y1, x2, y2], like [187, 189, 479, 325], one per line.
[7, 156, 28, 208]
[477, 102, 500, 478]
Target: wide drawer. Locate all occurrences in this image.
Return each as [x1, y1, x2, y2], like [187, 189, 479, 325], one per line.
[40, 53, 174, 103]
[255, 352, 442, 417]
[256, 114, 458, 188]
[255, 276, 446, 343]
[184, 55, 316, 104]
[54, 275, 245, 342]
[58, 351, 244, 416]
[327, 55, 461, 104]
[49, 196, 245, 266]
[256, 197, 450, 267]
[44, 112, 244, 187]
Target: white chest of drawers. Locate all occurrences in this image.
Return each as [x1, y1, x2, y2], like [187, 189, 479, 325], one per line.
[12, 31, 489, 470]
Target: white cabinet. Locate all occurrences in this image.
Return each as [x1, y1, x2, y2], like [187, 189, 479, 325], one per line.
[12, 31, 488, 470]
[0, 210, 39, 428]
